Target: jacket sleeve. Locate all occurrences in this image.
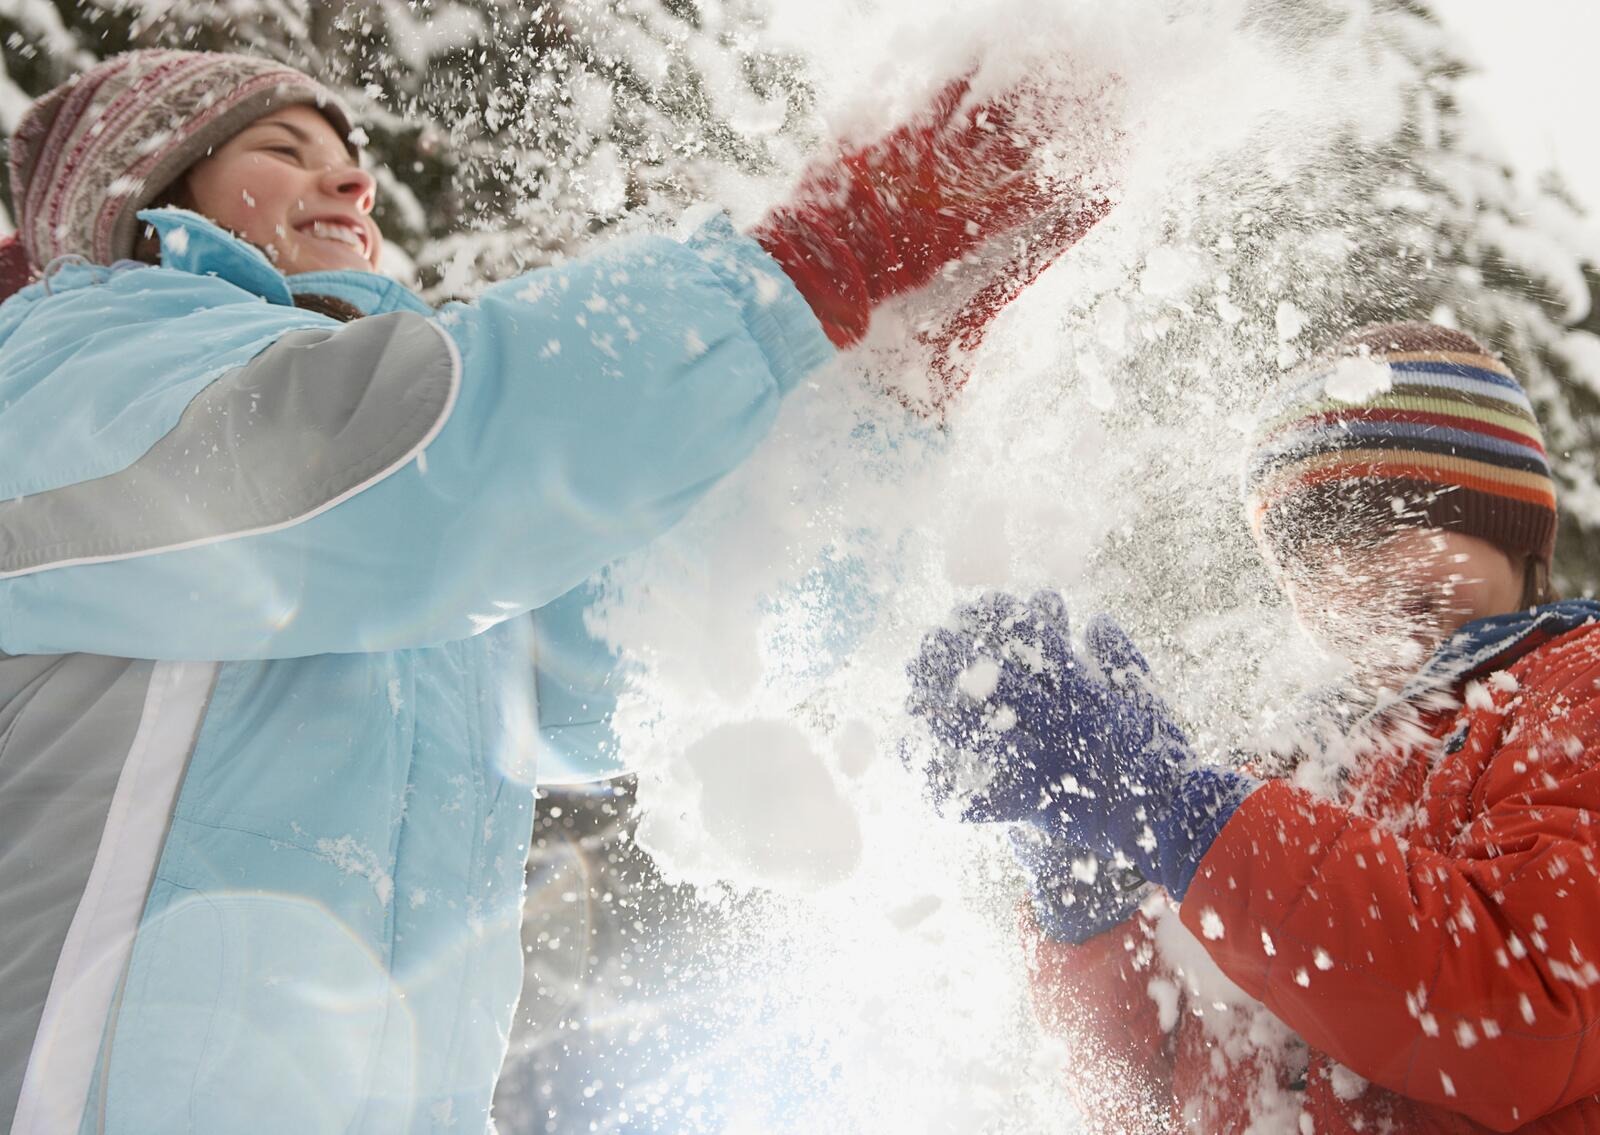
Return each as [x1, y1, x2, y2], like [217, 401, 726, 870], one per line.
[531, 579, 628, 784]
[1024, 908, 1180, 1133]
[0, 215, 833, 660]
[1179, 627, 1600, 1133]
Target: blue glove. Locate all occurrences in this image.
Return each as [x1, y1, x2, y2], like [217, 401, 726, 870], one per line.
[1010, 828, 1150, 943]
[905, 590, 1258, 898]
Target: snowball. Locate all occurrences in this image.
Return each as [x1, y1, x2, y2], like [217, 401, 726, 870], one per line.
[1147, 977, 1181, 1032]
[315, 836, 394, 905]
[1139, 245, 1205, 300]
[987, 703, 1018, 732]
[1275, 300, 1307, 343]
[943, 499, 1012, 587]
[1329, 1063, 1368, 1101]
[1324, 355, 1394, 402]
[106, 174, 145, 198]
[753, 271, 782, 305]
[887, 894, 943, 930]
[667, 720, 864, 893]
[1199, 907, 1226, 940]
[957, 657, 1002, 700]
[1095, 295, 1130, 351]
[135, 129, 172, 155]
[833, 719, 876, 779]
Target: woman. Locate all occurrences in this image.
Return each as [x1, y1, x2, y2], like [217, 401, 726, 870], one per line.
[0, 48, 1106, 1133]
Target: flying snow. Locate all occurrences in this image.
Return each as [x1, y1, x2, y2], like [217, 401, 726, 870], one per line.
[546, 0, 1559, 1128]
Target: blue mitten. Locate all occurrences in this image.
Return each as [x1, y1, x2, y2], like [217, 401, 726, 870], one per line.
[905, 590, 1086, 823]
[905, 590, 1259, 898]
[1009, 828, 1149, 944]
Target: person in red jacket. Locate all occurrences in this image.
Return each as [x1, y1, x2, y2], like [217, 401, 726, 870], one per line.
[907, 321, 1600, 1134]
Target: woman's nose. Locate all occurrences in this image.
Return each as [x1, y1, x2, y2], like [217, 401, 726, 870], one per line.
[322, 165, 376, 214]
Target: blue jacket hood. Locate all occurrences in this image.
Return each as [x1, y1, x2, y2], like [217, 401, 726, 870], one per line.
[139, 207, 432, 317]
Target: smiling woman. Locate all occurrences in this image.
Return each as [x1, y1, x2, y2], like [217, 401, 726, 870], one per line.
[0, 47, 838, 1135]
[182, 106, 382, 274]
[0, 40, 1118, 1135]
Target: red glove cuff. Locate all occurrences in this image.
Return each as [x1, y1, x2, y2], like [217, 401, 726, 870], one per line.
[751, 204, 875, 349]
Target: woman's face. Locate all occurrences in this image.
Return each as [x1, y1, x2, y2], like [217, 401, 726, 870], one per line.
[1281, 527, 1527, 673]
[183, 105, 382, 275]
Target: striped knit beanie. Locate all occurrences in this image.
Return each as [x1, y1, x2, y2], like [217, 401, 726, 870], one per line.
[6, 49, 354, 275]
[1244, 321, 1558, 569]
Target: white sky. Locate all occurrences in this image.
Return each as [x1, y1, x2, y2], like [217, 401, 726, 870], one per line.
[1438, 1, 1600, 212]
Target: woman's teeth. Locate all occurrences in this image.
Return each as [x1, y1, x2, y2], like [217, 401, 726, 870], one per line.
[306, 221, 363, 253]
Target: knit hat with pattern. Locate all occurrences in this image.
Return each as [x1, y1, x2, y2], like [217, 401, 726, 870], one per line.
[1244, 321, 1558, 569]
[7, 49, 355, 272]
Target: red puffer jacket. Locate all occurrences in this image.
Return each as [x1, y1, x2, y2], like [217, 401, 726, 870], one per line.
[1028, 613, 1600, 1134]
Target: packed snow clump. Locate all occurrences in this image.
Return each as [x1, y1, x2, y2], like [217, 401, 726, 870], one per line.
[1325, 353, 1395, 402]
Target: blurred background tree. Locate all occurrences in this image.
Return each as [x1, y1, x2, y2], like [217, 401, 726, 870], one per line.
[1062, 0, 1600, 665]
[0, 0, 816, 290]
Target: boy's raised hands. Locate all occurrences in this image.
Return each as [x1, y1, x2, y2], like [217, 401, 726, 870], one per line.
[905, 591, 1259, 901]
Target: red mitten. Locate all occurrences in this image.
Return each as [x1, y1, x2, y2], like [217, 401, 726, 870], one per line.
[754, 75, 1112, 352]
[914, 193, 1112, 409]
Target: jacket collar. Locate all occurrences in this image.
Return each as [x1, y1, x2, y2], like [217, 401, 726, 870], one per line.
[137, 207, 429, 316]
[1292, 598, 1600, 774]
[1425, 599, 1600, 686]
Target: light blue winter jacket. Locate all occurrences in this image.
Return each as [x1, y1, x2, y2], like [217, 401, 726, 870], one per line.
[0, 207, 831, 1134]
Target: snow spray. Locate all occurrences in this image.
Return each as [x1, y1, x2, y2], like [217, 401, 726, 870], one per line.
[567, 1, 1482, 1129]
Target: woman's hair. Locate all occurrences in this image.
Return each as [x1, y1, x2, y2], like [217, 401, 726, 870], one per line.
[289, 293, 366, 322]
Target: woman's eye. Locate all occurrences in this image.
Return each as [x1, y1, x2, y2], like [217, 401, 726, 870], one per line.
[264, 146, 299, 158]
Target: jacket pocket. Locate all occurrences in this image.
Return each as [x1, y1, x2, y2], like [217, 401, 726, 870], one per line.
[101, 828, 414, 1135]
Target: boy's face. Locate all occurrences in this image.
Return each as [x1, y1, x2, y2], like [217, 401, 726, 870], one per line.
[1280, 527, 1526, 670]
[183, 106, 383, 275]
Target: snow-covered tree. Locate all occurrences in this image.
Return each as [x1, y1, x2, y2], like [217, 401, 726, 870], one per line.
[0, 0, 815, 291]
[1306, 0, 1600, 594]
[1086, 0, 1600, 604]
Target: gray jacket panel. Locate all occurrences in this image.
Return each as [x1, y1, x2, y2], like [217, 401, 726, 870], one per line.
[0, 654, 154, 1130]
[0, 311, 455, 577]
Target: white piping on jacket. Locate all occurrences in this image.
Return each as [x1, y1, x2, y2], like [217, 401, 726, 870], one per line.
[0, 317, 463, 581]
[10, 661, 218, 1135]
